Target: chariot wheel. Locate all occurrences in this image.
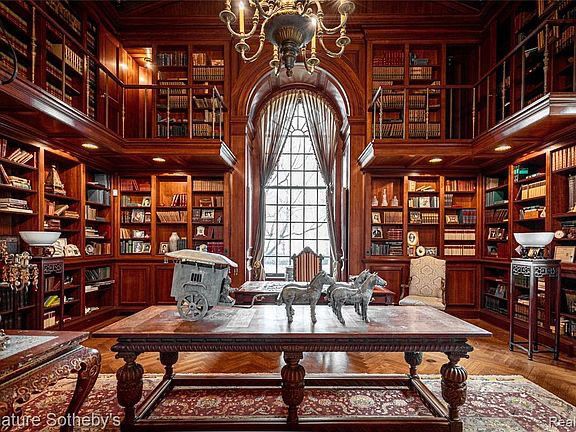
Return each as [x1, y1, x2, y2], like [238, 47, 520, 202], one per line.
[177, 291, 209, 321]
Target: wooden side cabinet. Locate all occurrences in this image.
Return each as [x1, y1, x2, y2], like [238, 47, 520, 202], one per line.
[118, 265, 151, 308]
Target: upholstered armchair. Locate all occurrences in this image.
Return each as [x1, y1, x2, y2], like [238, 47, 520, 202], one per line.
[399, 256, 446, 310]
[291, 247, 324, 282]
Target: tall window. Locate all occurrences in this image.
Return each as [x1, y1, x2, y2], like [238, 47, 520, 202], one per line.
[263, 103, 331, 277]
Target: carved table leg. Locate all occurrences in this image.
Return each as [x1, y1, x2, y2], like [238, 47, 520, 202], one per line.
[116, 352, 144, 430]
[159, 352, 178, 380]
[404, 352, 423, 378]
[441, 352, 468, 431]
[61, 347, 101, 432]
[281, 351, 305, 425]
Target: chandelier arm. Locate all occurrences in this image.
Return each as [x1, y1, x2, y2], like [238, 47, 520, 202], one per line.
[317, 14, 348, 34]
[319, 36, 346, 58]
[224, 8, 261, 39]
[239, 35, 266, 62]
[253, 0, 272, 19]
[301, 48, 313, 74]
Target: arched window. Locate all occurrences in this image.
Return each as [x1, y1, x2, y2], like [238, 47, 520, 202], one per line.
[263, 102, 331, 277]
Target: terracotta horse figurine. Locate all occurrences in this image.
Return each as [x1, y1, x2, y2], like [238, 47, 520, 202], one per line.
[329, 272, 385, 325]
[277, 270, 335, 324]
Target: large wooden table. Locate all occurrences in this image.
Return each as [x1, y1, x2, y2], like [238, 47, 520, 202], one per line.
[94, 305, 491, 432]
[0, 330, 101, 431]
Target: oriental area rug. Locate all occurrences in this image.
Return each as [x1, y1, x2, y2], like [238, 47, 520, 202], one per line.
[7, 374, 576, 432]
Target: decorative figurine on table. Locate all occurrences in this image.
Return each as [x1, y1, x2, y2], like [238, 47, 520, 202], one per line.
[381, 190, 388, 207]
[329, 272, 386, 325]
[326, 269, 370, 300]
[276, 270, 335, 324]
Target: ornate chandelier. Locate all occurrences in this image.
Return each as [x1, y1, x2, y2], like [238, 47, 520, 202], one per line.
[220, 0, 355, 76]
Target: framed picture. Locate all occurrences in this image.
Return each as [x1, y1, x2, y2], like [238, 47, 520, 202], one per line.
[196, 226, 206, 237]
[407, 246, 416, 257]
[131, 209, 145, 223]
[554, 246, 576, 263]
[487, 245, 498, 256]
[407, 231, 419, 246]
[425, 247, 438, 256]
[488, 227, 498, 240]
[159, 242, 169, 254]
[371, 212, 381, 224]
[420, 196, 431, 208]
[201, 209, 215, 220]
[445, 214, 459, 224]
[141, 197, 151, 207]
[409, 211, 422, 224]
[143, 243, 151, 253]
[372, 227, 383, 239]
[133, 241, 144, 254]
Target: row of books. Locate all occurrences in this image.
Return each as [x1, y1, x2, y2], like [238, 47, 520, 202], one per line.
[88, 173, 111, 189]
[409, 66, 433, 80]
[408, 181, 436, 192]
[192, 67, 224, 81]
[375, 211, 402, 224]
[121, 209, 152, 224]
[409, 211, 439, 224]
[373, 66, 404, 81]
[519, 206, 545, 220]
[0, 197, 32, 213]
[384, 228, 403, 240]
[408, 196, 440, 208]
[157, 51, 188, 67]
[157, 210, 187, 223]
[554, 21, 575, 54]
[408, 122, 440, 138]
[157, 124, 188, 138]
[121, 195, 150, 207]
[0, 169, 31, 189]
[408, 109, 426, 123]
[0, 2, 28, 32]
[373, 51, 404, 67]
[44, 294, 60, 308]
[45, 0, 81, 35]
[46, 82, 73, 106]
[193, 179, 224, 192]
[167, 193, 187, 207]
[160, 95, 189, 109]
[85, 241, 111, 256]
[445, 179, 476, 192]
[516, 180, 546, 200]
[375, 94, 430, 110]
[569, 174, 576, 212]
[486, 208, 508, 224]
[486, 177, 505, 190]
[370, 241, 403, 256]
[193, 96, 219, 109]
[486, 190, 508, 206]
[376, 122, 403, 138]
[444, 245, 476, 256]
[85, 226, 105, 239]
[158, 80, 188, 95]
[120, 228, 150, 239]
[120, 178, 151, 192]
[86, 189, 110, 206]
[46, 203, 79, 218]
[197, 196, 224, 207]
[85, 206, 107, 222]
[449, 209, 477, 224]
[444, 229, 476, 241]
[120, 240, 151, 254]
[157, 113, 188, 124]
[553, 145, 576, 172]
[0, 141, 36, 166]
[192, 123, 213, 137]
[86, 266, 111, 282]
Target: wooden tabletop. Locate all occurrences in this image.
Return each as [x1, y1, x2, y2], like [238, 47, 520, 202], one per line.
[1, 330, 88, 382]
[237, 281, 395, 295]
[94, 305, 491, 340]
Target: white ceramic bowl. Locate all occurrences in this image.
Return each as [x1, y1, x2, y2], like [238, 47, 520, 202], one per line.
[514, 232, 554, 248]
[19, 231, 61, 247]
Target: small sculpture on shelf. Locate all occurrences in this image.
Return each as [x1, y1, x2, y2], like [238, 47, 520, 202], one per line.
[276, 270, 335, 324]
[329, 272, 386, 325]
[45, 165, 66, 196]
[391, 195, 399, 207]
[381, 189, 388, 207]
[371, 195, 378, 207]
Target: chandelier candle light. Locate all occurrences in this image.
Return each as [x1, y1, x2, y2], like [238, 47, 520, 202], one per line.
[220, 0, 355, 76]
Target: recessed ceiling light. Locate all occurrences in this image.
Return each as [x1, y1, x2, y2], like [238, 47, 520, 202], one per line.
[495, 144, 512, 152]
[152, 157, 166, 163]
[82, 143, 98, 150]
[429, 157, 443, 164]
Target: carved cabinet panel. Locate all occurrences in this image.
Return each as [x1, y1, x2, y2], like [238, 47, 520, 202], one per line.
[445, 264, 478, 307]
[154, 265, 175, 305]
[118, 265, 151, 306]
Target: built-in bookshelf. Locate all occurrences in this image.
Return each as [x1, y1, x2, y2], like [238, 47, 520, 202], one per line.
[119, 176, 152, 255]
[154, 44, 226, 139]
[156, 175, 189, 254]
[84, 265, 114, 317]
[85, 169, 112, 257]
[38, 257, 65, 330]
[512, 155, 547, 253]
[443, 177, 477, 257]
[407, 176, 440, 256]
[63, 266, 82, 326]
[43, 154, 82, 259]
[370, 43, 443, 140]
[551, 144, 576, 263]
[559, 275, 576, 341]
[192, 177, 225, 254]
[370, 177, 403, 257]
[484, 169, 510, 259]
[0, 1, 32, 81]
[482, 265, 509, 318]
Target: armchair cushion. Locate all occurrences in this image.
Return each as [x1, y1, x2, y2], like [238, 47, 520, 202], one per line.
[399, 295, 446, 311]
[407, 256, 446, 300]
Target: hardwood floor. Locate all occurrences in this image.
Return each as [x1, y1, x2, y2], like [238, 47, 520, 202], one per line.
[85, 319, 576, 406]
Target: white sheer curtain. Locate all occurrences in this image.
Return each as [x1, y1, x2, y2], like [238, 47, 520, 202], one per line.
[300, 90, 342, 275]
[251, 90, 299, 280]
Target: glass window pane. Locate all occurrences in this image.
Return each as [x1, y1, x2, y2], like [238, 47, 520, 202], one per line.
[277, 154, 290, 170]
[291, 189, 304, 205]
[291, 205, 303, 222]
[304, 222, 317, 239]
[278, 257, 291, 272]
[278, 206, 290, 222]
[318, 205, 327, 222]
[291, 171, 304, 187]
[305, 171, 317, 186]
[264, 240, 276, 256]
[305, 155, 318, 171]
[304, 205, 317, 221]
[292, 154, 304, 171]
[263, 256, 276, 274]
[290, 239, 303, 255]
[277, 240, 289, 256]
[266, 188, 277, 205]
[318, 223, 329, 239]
[318, 240, 331, 257]
[266, 205, 276, 220]
[265, 222, 276, 239]
[267, 171, 277, 186]
[278, 191, 290, 204]
[277, 171, 289, 187]
[291, 222, 304, 239]
[277, 221, 289, 239]
[305, 189, 318, 205]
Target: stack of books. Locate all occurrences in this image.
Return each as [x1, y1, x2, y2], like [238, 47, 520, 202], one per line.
[0, 197, 32, 213]
[193, 179, 224, 192]
[157, 210, 187, 223]
[486, 208, 508, 223]
[1, 143, 36, 166]
[445, 179, 476, 192]
[7, 175, 31, 189]
[44, 219, 61, 230]
[120, 178, 151, 192]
